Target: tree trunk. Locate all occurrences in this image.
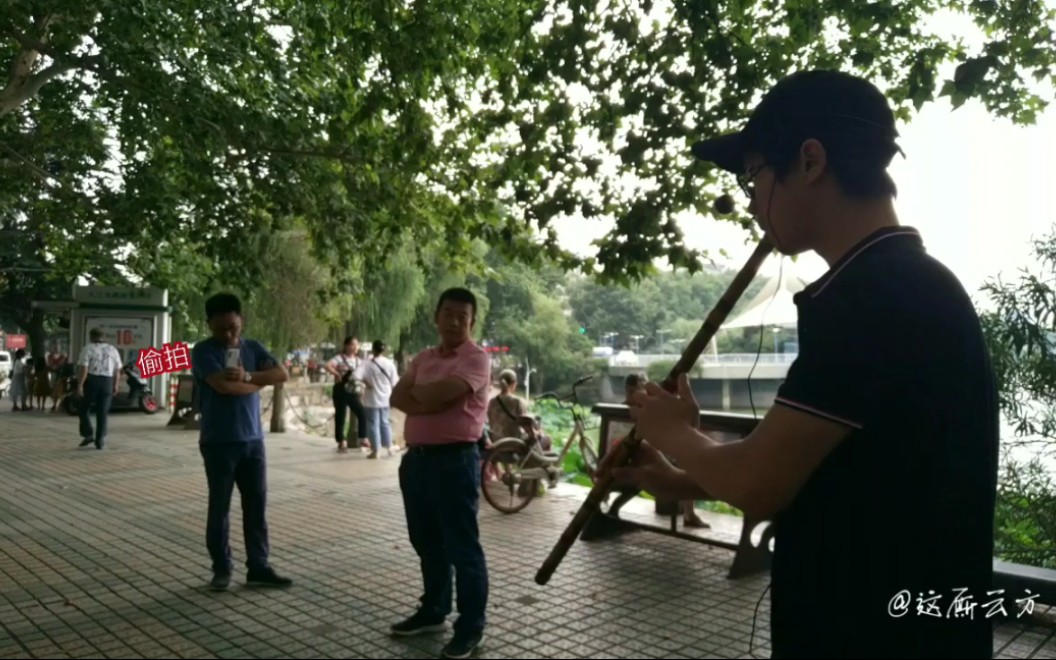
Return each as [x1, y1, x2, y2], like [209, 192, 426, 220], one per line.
[395, 327, 410, 373]
[26, 307, 47, 358]
[270, 382, 286, 433]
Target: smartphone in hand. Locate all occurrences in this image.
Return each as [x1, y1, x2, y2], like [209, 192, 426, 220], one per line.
[225, 348, 240, 370]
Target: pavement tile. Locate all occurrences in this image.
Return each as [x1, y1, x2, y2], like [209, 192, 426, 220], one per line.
[0, 407, 1052, 659]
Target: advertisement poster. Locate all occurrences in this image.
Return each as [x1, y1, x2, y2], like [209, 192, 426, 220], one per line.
[83, 317, 155, 393]
[4, 334, 27, 350]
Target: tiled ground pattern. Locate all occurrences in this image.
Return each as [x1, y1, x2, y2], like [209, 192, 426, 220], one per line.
[0, 408, 1053, 659]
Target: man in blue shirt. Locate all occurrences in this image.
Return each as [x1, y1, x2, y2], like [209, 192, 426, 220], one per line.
[192, 292, 292, 592]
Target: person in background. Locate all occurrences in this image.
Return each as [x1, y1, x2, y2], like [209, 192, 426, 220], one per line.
[9, 348, 27, 412]
[75, 329, 122, 449]
[486, 369, 529, 443]
[47, 348, 68, 412]
[31, 356, 51, 411]
[324, 337, 369, 453]
[390, 287, 491, 660]
[192, 292, 292, 592]
[484, 368, 559, 496]
[51, 362, 73, 412]
[487, 370, 553, 450]
[355, 339, 399, 458]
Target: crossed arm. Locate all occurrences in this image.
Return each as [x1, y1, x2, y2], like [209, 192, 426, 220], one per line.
[205, 363, 288, 395]
[391, 373, 471, 415]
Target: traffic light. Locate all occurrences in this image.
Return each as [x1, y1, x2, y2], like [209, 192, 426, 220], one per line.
[578, 326, 586, 334]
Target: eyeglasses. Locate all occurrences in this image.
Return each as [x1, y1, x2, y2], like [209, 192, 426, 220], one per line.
[737, 163, 766, 199]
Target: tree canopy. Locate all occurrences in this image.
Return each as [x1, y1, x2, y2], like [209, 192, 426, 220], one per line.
[2, 1, 1055, 353]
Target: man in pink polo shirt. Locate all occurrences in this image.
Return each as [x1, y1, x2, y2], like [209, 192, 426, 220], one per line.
[389, 287, 492, 660]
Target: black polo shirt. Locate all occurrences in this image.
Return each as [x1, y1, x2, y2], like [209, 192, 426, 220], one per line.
[770, 226, 999, 659]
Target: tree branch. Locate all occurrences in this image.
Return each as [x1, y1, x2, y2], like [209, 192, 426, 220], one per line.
[22, 60, 79, 99]
[0, 140, 59, 184]
[4, 29, 57, 59]
[1, 27, 106, 115]
[6, 37, 37, 83]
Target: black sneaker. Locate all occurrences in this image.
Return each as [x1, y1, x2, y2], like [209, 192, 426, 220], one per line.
[78, 438, 94, 447]
[246, 567, 292, 588]
[209, 573, 231, 592]
[390, 612, 447, 637]
[441, 631, 484, 659]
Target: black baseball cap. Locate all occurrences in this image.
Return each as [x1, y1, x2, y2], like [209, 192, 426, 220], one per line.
[691, 70, 903, 174]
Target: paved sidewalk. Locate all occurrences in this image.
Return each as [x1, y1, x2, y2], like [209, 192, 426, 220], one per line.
[0, 408, 1053, 659]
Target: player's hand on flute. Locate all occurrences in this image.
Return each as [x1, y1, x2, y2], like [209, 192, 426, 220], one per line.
[627, 373, 699, 456]
[608, 440, 689, 500]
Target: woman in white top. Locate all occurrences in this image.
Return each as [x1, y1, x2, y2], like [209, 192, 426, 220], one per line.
[324, 337, 369, 453]
[9, 349, 27, 411]
[353, 340, 399, 459]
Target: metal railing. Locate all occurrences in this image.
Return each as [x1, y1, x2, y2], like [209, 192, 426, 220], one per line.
[610, 352, 798, 368]
[698, 352, 798, 364]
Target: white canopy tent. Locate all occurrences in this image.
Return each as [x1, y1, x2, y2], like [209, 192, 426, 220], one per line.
[721, 259, 808, 330]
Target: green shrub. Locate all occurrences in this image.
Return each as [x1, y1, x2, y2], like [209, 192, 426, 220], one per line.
[980, 231, 1056, 568]
[530, 398, 601, 480]
[995, 455, 1056, 569]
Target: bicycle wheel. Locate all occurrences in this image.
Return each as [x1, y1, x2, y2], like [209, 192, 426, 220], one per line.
[481, 439, 539, 514]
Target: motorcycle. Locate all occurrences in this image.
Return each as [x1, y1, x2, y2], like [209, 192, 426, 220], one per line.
[62, 364, 159, 415]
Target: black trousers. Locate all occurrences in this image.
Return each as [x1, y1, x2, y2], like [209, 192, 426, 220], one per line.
[332, 388, 366, 444]
[78, 374, 113, 445]
[399, 444, 487, 636]
[200, 442, 269, 574]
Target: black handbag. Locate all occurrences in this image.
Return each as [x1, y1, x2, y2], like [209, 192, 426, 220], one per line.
[338, 356, 364, 397]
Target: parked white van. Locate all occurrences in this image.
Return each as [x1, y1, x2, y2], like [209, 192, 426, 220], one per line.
[0, 351, 11, 399]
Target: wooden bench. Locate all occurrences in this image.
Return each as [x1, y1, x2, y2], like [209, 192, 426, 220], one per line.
[587, 404, 1056, 594]
[585, 403, 773, 580]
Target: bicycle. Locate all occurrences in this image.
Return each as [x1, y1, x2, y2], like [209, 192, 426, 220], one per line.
[481, 375, 600, 514]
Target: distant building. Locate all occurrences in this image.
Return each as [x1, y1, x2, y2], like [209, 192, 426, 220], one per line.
[591, 346, 614, 358]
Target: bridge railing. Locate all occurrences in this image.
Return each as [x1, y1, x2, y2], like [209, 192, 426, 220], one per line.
[609, 352, 799, 368]
[698, 352, 798, 364]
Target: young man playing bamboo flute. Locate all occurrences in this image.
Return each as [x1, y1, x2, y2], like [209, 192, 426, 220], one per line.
[613, 70, 999, 659]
